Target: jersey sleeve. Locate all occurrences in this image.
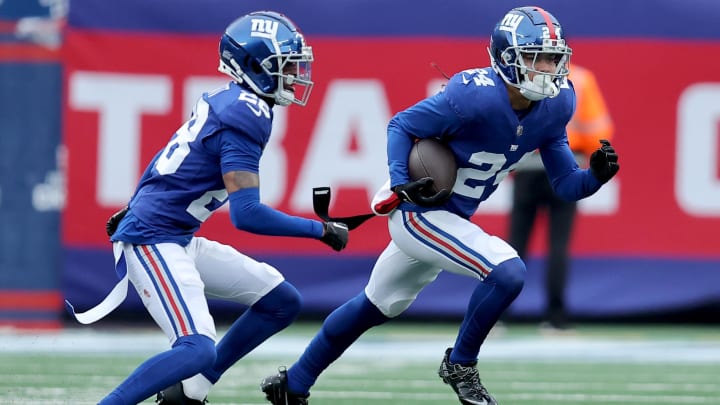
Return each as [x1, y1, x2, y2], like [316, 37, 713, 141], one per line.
[207, 85, 274, 175]
[541, 136, 602, 200]
[386, 90, 463, 187]
[442, 68, 499, 123]
[537, 82, 603, 200]
[386, 69, 500, 188]
[216, 128, 264, 174]
[228, 187, 324, 238]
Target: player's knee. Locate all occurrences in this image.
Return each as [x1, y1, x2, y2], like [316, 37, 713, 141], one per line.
[366, 288, 417, 318]
[174, 334, 217, 372]
[381, 299, 414, 318]
[486, 257, 526, 298]
[324, 293, 390, 338]
[255, 281, 303, 324]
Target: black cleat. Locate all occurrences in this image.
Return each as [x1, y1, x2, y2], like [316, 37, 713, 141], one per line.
[260, 368, 309, 405]
[438, 348, 497, 405]
[156, 382, 207, 405]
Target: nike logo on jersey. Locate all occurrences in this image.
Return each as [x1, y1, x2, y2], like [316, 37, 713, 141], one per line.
[239, 91, 271, 118]
[246, 103, 265, 117]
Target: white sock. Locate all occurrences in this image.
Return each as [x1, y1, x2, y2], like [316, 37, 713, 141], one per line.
[182, 374, 213, 401]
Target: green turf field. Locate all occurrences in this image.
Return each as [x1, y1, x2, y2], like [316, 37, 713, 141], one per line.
[1, 322, 719, 404]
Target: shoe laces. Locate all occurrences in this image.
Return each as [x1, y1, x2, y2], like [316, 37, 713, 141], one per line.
[447, 362, 490, 397]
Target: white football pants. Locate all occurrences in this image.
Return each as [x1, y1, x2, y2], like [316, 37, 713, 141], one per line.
[365, 209, 519, 317]
[115, 236, 284, 345]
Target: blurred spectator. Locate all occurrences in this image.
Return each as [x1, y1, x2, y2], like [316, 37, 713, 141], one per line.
[508, 64, 614, 331]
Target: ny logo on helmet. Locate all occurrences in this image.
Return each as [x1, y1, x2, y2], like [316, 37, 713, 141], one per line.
[250, 18, 278, 39]
[499, 14, 523, 33]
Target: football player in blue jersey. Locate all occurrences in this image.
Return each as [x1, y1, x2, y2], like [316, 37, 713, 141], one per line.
[92, 11, 349, 405]
[261, 6, 619, 405]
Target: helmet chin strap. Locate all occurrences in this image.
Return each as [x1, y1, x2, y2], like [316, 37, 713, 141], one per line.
[519, 73, 559, 101]
[275, 89, 293, 106]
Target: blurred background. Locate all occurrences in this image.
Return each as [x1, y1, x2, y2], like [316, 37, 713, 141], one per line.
[1, 0, 719, 330]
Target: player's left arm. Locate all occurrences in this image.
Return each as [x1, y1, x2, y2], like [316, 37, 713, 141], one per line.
[543, 135, 620, 200]
[542, 136, 603, 201]
[217, 128, 322, 238]
[223, 170, 321, 237]
[218, 131, 347, 250]
[541, 83, 618, 200]
[223, 171, 347, 251]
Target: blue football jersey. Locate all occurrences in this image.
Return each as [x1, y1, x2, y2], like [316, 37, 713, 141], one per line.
[112, 81, 274, 245]
[387, 67, 602, 219]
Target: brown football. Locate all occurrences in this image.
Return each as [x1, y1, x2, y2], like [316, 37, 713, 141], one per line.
[408, 138, 457, 199]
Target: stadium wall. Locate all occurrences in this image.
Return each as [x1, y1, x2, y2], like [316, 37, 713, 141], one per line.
[0, 0, 64, 328]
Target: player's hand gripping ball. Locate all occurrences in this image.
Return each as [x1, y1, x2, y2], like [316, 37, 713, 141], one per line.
[394, 138, 457, 206]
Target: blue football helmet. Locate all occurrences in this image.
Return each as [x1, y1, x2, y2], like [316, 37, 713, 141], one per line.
[219, 11, 314, 106]
[488, 6, 572, 101]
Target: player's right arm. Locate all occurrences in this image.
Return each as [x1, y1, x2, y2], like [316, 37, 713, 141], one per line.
[386, 91, 462, 188]
[386, 70, 486, 189]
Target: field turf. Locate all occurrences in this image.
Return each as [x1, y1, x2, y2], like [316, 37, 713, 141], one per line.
[1, 322, 719, 404]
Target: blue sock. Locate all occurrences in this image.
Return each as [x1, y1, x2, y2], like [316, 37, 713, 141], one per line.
[98, 334, 216, 405]
[450, 257, 525, 365]
[203, 281, 302, 383]
[287, 292, 389, 395]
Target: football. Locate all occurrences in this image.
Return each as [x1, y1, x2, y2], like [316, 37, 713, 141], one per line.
[408, 138, 457, 199]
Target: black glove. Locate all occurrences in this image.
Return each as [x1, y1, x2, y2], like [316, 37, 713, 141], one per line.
[105, 206, 129, 237]
[589, 139, 620, 183]
[392, 177, 451, 207]
[320, 221, 349, 251]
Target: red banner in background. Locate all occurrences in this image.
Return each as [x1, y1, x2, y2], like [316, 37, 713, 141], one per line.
[63, 31, 720, 257]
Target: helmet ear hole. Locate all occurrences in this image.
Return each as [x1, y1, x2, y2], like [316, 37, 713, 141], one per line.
[250, 60, 263, 74]
[502, 52, 513, 65]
